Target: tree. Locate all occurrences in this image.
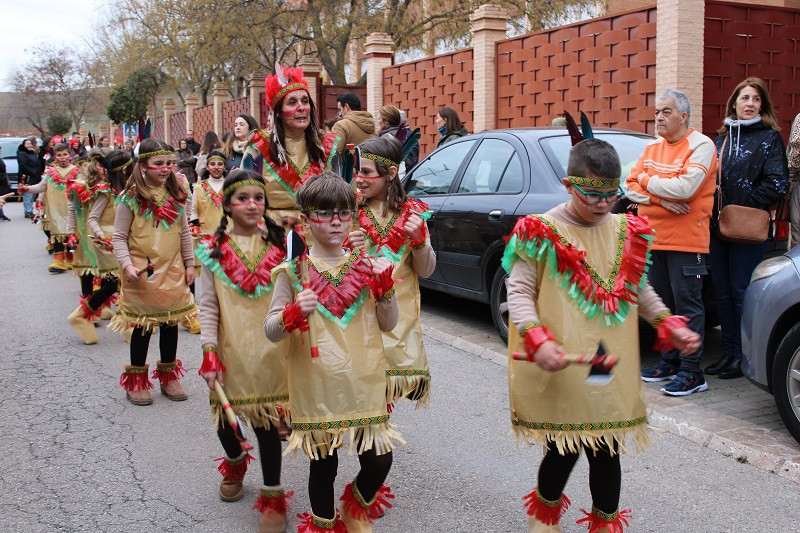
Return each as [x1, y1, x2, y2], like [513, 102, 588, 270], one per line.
[46, 114, 73, 136]
[106, 67, 166, 125]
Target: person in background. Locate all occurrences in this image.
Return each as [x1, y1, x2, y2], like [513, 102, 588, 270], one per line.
[332, 92, 375, 152]
[0, 146, 11, 221]
[17, 136, 43, 219]
[435, 106, 468, 148]
[323, 117, 340, 134]
[98, 136, 111, 148]
[223, 114, 259, 171]
[787, 112, 800, 247]
[378, 105, 419, 172]
[195, 130, 222, 177]
[177, 138, 198, 185]
[705, 77, 789, 379]
[186, 130, 201, 154]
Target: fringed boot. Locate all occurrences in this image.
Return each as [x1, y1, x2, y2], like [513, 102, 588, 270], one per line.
[215, 451, 253, 502]
[180, 315, 201, 334]
[48, 252, 68, 273]
[67, 296, 99, 345]
[119, 365, 153, 405]
[153, 360, 188, 401]
[576, 506, 631, 533]
[64, 250, 73, 270]
[254, 485, 293, 533]
[296, 511, 347, 532]
[339, 479, 394, 533]
[523, 487, 571, 533]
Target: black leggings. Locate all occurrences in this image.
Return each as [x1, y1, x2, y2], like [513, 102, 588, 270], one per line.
[80, 274, 95, 297]
[537, 441, 621, 515]
[87, 277, 118, 310]
[217, 422, 282, 486]
[130, 324, 178, 367]
[308, 448, 393, 520]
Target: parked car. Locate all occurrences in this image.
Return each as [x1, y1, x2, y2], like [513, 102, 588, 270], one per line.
[741, 246, 800, 444]
[403, 127, 655, 342]
[0, 137, 42, 198]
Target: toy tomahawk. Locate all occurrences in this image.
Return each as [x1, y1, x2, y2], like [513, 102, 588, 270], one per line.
[513, 341, 618, 385]
[214, 380, 253, 451]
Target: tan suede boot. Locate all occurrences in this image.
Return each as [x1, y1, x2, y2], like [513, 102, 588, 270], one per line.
[154, 360, 188, 401]
[217, 451, 251, 502]
[523, 488, 570, 533]
[528, 516, 562, 533]
[296, 511, 345, 532]
[254, 485, 292, 533]
[67, 307, 98, 345]
[100, 306, 113, 320]
[48, 253, 68, 273]
[119, 365, 153, 406]
[180, 315, 201, 334]
[339, 480, 394, 533]
[576, 506, 631, 532]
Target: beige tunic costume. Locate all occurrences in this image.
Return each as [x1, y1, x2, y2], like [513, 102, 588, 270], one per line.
[28, 165, 79, 241]
[191, 178, 225, 276]
[110, 184, 196, 332]
[504, 205, 669, 454]
[197, 232, 289, 429]
[356, 199, 436, 406]
[265, 249, 402, 460]
[67, 180, 119, 277]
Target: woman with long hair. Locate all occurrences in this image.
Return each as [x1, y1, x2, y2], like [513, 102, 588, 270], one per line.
[223, 113, 259, 171]
[195, 130, 222, 177]
[177, 138, 198, 185]
[435, 106, 468, 148]
[705, 77, 789, 379]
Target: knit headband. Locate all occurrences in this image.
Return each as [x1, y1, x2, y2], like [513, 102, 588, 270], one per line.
[361, 151, 398, 169]
[111, 159, 132, 172]
[271, 83, 308, 108]
[223, 178, 268, 197]
[207, 155, 226, 164]
[138, 149, 174, 159]
[567, 176, 620, 188]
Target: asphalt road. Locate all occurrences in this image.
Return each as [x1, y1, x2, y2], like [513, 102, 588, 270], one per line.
[1, 201, 799, 532]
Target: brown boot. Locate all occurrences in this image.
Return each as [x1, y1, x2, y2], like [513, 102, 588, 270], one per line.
[120, 365, 153, 406]
[339, 480, 394, 533]
[154, 360, 188, 401]
[216, 452, 252, 502]
[67, 306, 98, 345]
[254, 485, 292, 533]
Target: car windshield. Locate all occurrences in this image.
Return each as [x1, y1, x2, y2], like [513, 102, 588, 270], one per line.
[539, 133, 652, 181]
[0, 139, 21, 158]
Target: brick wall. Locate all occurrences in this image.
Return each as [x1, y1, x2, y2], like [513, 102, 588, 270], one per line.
[193, 105, 214, 138]
[382, 49, 474, 157]
[704, 1, 800, 143]
[170, 111, 186, 143]
[320, 85, 368, 128]
[259, 93, 271, 130]
[221, 96, 253, 132]
[496, 7, 657, 135]
[153, 116, 165, 141]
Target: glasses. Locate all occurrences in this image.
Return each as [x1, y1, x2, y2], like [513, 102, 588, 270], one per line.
[572, 183, 623, 205]
[308, 209, 354, 223]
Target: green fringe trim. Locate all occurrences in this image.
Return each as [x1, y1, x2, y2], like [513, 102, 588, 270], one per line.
[115, 192, 184, 230]
[511, 416, 651, 455]
[284, 419, 405, 460]
[326, 136, 340, 169]
[386, 372, 431, 409]
[195, 241, 273, 299]
[367, 241, 408, 266]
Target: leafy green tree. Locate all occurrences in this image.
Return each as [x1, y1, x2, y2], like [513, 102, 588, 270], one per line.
[46, 114, 73, 136]
[106, 67, 167, 125]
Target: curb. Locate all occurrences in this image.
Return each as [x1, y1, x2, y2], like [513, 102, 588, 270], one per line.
[422, 323, 800, 484]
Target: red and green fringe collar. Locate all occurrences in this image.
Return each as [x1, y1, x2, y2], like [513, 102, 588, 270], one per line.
[284, 249, 374, 328]
[200, 180, 224, 207]
[47, 166, 80, 191]
[250, 132, 339, 196]
[69, 181, 111, 204]
[195, 234, 286, 298]
[357, 199, 431, 264]
[502, 213, 653, 326]
[116, 187, 185, 229]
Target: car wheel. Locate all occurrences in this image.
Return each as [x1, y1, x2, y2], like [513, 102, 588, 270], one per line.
[773, 323, 800, 444]
[490, 268, 509, 344]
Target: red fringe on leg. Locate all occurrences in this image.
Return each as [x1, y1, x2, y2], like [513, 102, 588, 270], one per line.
[576, 508, 631, 533]
[80, 292, 118, 321]
[152, 360, 187, 386]
[340, 482, 394, 523]
[296, 512, 347, 532]
[119, 366, 153, 392]
[214, 452, 253, 480]
[522, 488, 571, 525]
[253, 488, 294, 514]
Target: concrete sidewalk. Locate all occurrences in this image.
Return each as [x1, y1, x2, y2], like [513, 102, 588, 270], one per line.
[420, 291, 800, 484]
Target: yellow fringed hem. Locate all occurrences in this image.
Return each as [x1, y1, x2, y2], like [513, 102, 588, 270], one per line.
[511, 419, 652, 455]
[284, 422, 406, 461]
[108, 306, 197, 334]
[209, 399, 289, 431]
[386, 374, 431, 409]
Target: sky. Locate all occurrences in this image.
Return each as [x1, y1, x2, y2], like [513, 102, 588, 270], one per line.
[0, 1, 103, 89]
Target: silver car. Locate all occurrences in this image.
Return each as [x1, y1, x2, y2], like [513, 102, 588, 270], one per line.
[741, 245, 800, 443]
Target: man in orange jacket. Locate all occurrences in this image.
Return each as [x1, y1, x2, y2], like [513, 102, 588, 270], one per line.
[625, 89, 718, 397]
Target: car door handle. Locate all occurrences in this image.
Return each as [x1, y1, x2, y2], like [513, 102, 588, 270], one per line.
[488, 210, 503, 220]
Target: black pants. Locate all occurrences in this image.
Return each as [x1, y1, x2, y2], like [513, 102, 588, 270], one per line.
[309, 448, 393, 520]
[130, 324, 178, 367]
[217, 421, 282, 486]
[537, 441, 621, 515]
[80, 274, 95, 297]
[87, 276, 118, 310]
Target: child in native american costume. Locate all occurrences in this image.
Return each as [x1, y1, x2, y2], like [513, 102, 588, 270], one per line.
[241, 65, 339, 230]
[265, 172, 402, 532]
[64, 149, 129, 344]
[348, 136, 436, 407]
[20, 143, 79, 273]
[111, 138, 196, 406]
[196, 169, 292, 533]
[504, 138, 700, 533]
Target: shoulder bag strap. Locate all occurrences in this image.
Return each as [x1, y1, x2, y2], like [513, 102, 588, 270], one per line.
[716, 134, 728, 211]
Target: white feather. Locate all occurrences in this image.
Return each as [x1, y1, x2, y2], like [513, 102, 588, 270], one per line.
[275, 62, 288, 87]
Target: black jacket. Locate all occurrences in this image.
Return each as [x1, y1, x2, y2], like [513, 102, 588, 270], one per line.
[715, 118, 789, 212]
[17, 143, 43, 186]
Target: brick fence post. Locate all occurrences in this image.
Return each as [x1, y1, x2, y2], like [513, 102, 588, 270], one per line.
[163, 98, 176, 145]
[364, 33, 395, 122]
[248, 72, 267, 123]
[185, 92, 199, 136]
[656, 0, 704, 125]
[298, 57, 323, 113]
[470, 4, 509, 133]
[213, 82, 229, 136]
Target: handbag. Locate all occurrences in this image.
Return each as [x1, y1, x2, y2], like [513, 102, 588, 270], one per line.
[716, 135, 771, 244]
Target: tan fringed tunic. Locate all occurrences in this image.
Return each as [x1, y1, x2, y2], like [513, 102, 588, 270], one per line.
[196, 232, 289, 429]
[67, 180, 120, 277]
[27, 165, 80, 242]
[504, 204, 669, 455]
[265, 249, 403, 460]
